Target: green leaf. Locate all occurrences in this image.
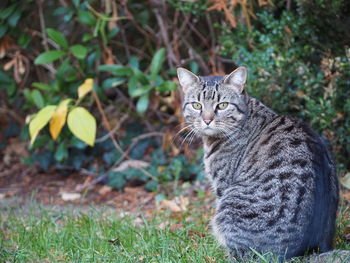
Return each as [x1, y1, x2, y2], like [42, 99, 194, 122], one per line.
[23, 88, 32, 104]
[129, 56, 139, 69]
[82, 33, 93, 42]
[0, 4, 16, 19]
[69, 45, 87, 59]
[31, 89, 45, 108]
[150, 48, 165, 80]
[78, 10, 96, 26]
[157, 81, 177, 93]
[31, 82, 52, 91]
[98, 65, 133, 76]
[136, 94, 149, 114]
[72, 0, 80, 8]
[132, 68, 149, 85]
[102, 78, 126, 89]
[29, 105, 57, 145]
[129, 85, 152, 98]
[144, 180, 158, 192]
[67, 107, 96, 146]
[127, 77, 138, 97]
[18, 32, 31, 48]
[56, 57, 73, 78]
[8, 8, 21, 27]
[0, 25, 8, 38]
[107, 171, 126, 190]
[46, 28, 68, 49]
[34, 50, 66, 64]
[54, 142, 68, 162]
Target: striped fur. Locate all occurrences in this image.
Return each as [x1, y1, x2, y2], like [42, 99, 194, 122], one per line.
[178, 67, 339, 261]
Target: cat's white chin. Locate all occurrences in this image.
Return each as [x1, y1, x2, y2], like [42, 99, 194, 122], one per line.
[201, 127, 220, 137]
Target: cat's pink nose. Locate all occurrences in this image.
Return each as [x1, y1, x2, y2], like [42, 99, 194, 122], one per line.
[203, 119, 213, 125]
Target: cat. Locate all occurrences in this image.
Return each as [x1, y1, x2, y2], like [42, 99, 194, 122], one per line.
[177, 66, 339, 262]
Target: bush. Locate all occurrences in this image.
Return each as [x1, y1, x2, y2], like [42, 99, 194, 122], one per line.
[218, 9, 350, 172]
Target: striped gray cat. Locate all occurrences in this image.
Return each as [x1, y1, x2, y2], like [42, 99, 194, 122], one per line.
[177, 66, 339, 261]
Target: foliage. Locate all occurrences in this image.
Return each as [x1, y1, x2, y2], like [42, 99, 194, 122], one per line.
[0, 0, 349, 190]
[218, 10, 350, 172]
[29, 79, 96, 146]
[296, 0, 350, 54]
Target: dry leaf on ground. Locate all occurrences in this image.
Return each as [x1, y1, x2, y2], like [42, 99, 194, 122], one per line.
[158, 199, 182, 212]
[98, 185, 113, 195]
[170, 223, 183, 232]
[112, 160, 149, 172]
[60, 192, 81, 201]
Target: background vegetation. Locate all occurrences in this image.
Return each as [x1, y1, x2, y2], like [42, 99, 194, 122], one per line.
[1, 0, 350, 191]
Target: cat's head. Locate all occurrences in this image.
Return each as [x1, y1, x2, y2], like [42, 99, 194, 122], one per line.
[177, 67, 248, 138]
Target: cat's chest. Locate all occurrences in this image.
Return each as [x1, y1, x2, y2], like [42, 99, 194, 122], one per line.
[203, 141, 238, 181]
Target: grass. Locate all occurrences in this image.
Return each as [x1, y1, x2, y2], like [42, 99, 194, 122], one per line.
[0, 202, 227, 263]
[0, 201, 349, 263]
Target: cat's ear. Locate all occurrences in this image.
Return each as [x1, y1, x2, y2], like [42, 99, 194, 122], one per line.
[223, 66, 247, 93]
[177, 68, 200, 92]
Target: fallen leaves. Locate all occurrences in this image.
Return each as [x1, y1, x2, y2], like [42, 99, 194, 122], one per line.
[112, 160, 150, 172]
[98, 185, 113, 195]
[60, 192, 81, 201]
[170, 223, 183, 232]
[158, 196, 189, 213]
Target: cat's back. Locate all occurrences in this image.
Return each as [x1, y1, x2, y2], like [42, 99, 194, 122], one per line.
[214, 112, 339, 259]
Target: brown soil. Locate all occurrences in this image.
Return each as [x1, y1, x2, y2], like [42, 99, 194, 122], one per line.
[0, 137, 212, 214]
[0, 160, 157, 211]
[0, 136, 157, 212]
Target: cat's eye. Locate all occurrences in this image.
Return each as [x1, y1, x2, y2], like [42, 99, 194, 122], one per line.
[192, 102, 202, 110]
[217, 102, 228, 110]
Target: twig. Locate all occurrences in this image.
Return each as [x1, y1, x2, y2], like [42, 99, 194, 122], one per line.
[151, 0, 179, 68]
[92, 90, 158, 182]
[86, 3, 128, 21]
[111, 41, 151, 59]
[122, 2, 157, 43]
[37, 0, 49, 51]
[188, 21, 210, 49]
[206, 13, 216, 50]
[0, 107, 24, 124]
[182, 39, 210, 74]
[92, 90, 124, 154]
[74, 169, 107, 192]
[95, 114, 128, 143]
[120, 27, 131, 59]
[27, 29, 60, 50]
[113, 132, 164, 167]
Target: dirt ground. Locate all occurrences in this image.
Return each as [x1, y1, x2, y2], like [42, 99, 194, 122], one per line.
[0, 137, 214, 215]
[0, 161, 156, 209]
[0, 136, 158, 212]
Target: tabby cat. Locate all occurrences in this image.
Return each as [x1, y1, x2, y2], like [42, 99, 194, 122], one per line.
[177, 66, 339, 261]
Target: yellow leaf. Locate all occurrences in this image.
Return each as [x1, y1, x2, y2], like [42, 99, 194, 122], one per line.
[49, 99, 71, 140]
[67, 107, 96, 146]
[78, 78, 94, 99]
[29, 105, 57, 145]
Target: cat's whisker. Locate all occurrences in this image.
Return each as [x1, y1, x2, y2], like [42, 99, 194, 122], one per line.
[216, 124, 234, 143]
[180, 129, 196, 149]
[188, 129, 199, 146]
[172, 124, 195, 143]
